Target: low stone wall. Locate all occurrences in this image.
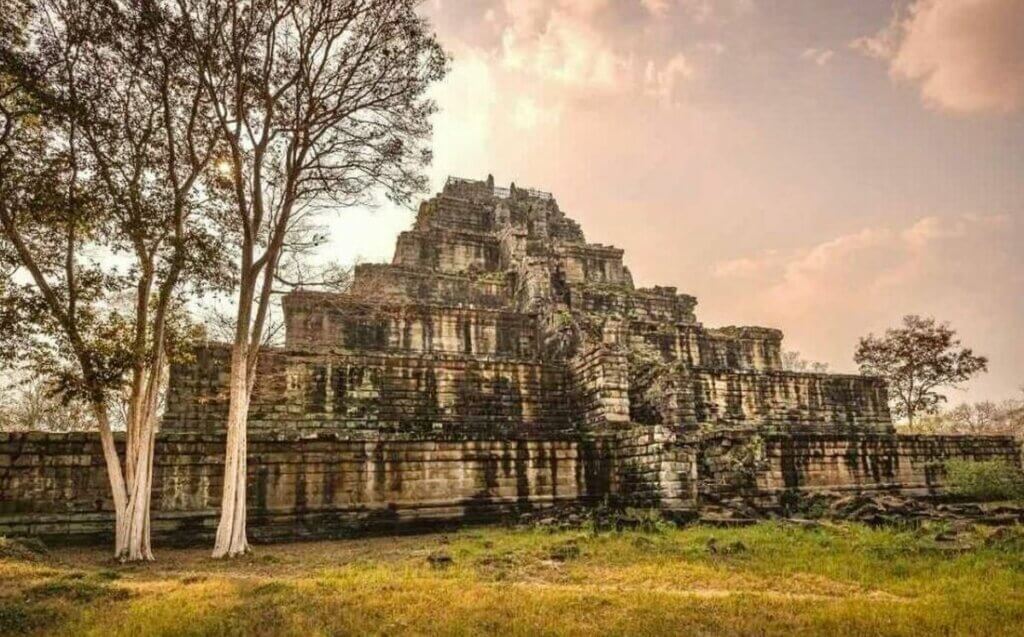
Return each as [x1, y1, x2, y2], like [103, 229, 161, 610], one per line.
[761, 432, 1022, 495]
[697, 429, 1022, 503]
[2, 428, 1020, 545]
[0, 431, 626, 545]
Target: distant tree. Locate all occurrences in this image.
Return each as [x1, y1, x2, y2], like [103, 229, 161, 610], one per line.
[947, 401, 1008, 436]
[0, 368, 93, 432]
[855, 315, 988, 428]
[174, 0, 448, 558]
[902, 392, 1024, 439]
[781, 350, 829, 373]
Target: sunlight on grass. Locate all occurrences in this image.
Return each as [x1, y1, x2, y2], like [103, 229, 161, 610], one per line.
[2, 522, 1023, 636]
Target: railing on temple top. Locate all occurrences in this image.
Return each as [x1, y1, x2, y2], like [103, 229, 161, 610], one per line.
[445, 176, 553, 201]
[519, 187, 553, 201]
[446, 176, 483, 190]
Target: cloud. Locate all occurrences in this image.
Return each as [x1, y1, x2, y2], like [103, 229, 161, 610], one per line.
[641, 0, 672, 15]
[679, 0, 755, 24]
[644, 53, 695, 104]
[708, 214, 1023, 387]
[852, 0, 1024, 114]
[695, 40, 726, 55]
[713, 213, 1015, 311]
[428, 52, 499, 177]
[801, 47, 834, 66]
[512, 96, 563, 129]
[500, 4, 626, 90]
[495, 0, 706, 101]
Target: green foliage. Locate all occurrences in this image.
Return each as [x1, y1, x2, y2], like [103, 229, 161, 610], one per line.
[1, 0, 234, 424]
[855, 315, 988, 426]
[944, 459, 1024, 502]
[0, 598, 58, 636]
[26, 576, 129, 603]
[581, 505, 676, 535]
[552, 309, 573, 329]
[618, 507, 675, 534]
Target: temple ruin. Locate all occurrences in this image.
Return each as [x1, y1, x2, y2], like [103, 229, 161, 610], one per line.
[1, 176, 1019, 543]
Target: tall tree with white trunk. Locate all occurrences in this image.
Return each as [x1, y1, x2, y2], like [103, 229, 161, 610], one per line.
[0, 0, 227, 560]
[174, 0, 448, 557]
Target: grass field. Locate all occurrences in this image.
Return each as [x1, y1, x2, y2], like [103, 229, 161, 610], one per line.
[2, 520, 1024, 636]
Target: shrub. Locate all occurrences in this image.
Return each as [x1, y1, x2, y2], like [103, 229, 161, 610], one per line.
[0, 600, 58, 635]
[0, 537, 47, 561]
[944, 459, 1024, 502]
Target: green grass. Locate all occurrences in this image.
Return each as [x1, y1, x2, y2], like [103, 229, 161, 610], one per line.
[2, 521, 1024, 636]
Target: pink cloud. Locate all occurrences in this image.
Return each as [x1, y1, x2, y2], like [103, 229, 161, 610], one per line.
[801, 47, 834, 67]
[853, 0, 1024, 114]
[708, 214, 1022, 399]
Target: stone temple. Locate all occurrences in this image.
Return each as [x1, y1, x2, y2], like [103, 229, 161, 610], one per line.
[1, 176, 1019, 542]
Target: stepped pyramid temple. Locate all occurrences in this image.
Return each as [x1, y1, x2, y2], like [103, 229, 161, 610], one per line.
[1, 176, 1020, 542]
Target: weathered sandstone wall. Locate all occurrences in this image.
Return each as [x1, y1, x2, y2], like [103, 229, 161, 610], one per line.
[688, 370, 892, 430]
[697, 430, 1021, 503]
[3, 429, 1017, 544]
[163, 346, 575, 436]
[0, 431, 627, 544]
[283, 295, 539, 357]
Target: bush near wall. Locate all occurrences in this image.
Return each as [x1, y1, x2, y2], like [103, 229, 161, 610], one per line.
[944, 459, 1024, 502]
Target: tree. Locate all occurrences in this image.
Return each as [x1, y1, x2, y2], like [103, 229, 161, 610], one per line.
[0, 368, 94, 432]
[781, 350, 829, 373]
[1, 0, 226, 560]
[902, 392, 1024, 439]
[854, 315, 988, 428]
[175, 0, 448, 557]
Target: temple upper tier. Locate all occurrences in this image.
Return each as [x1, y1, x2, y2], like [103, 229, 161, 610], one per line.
[164, 176, 891, 435]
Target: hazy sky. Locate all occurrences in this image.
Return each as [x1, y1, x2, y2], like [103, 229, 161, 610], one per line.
[324, 0, 1024, 403]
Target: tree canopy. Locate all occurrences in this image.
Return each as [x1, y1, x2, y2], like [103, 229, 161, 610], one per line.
[855, 315, 988, 427]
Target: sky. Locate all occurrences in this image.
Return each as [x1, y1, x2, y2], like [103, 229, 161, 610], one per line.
[322, 0, 1024, 404]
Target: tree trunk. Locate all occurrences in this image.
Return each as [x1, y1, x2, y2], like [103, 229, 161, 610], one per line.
[212, 343, 251, 558]
[94, 404, 130, 558]
[122, 408, 157, 561]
